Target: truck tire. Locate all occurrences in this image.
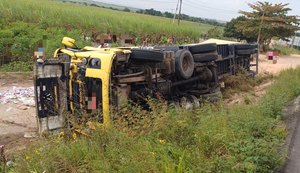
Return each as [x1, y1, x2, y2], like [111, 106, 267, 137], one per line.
[180, 43, 217, 54]
[235, 44, 256, 50]
[193, 53, 218, 62]
[175, 49, 194, 79]
[154, 46, 179, 52]
[130, 49, 164, 62]
[235, 49, 252, 55]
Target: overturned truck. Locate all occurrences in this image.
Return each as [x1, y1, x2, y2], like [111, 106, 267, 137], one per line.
[34, 37, 258, 133]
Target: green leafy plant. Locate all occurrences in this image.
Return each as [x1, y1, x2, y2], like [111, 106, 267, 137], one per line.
[0, 61, 33, 72]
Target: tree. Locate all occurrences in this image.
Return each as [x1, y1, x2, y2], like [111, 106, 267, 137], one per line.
[236, 1, 300, 50]
[144, 8, 163, 16]
[206, 26, 223, 39]
[136, 9, 144, 14]
[123, 8, 130, 12]
[90, 4, 100, 8]
[164, 12, 174, 18]
[223, 16, 256, 42]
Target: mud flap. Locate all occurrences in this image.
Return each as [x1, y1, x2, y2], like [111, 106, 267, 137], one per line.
[34, 60, 67, 134]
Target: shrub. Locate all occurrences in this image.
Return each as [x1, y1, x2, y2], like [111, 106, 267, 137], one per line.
[0, 61, 33, 72]
[0, 21, 92, 69]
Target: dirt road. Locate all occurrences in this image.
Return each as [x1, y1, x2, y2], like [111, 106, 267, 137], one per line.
[0, 73, 36, 157]
[256, 54, 300, 75]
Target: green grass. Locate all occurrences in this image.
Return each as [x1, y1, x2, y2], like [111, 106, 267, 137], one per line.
[55, 0, 140, 12]
[0, 0, 215, 41]
[6, 68, 300, 172]
[272, 45, 300, 55]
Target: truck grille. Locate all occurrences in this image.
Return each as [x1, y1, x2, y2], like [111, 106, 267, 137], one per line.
[35, 77, 60, 118]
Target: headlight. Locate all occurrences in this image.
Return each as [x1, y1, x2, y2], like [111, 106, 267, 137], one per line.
[89, 58, 101, 69]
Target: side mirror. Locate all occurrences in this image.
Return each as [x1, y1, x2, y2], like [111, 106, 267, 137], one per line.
[62, 37, 76, 48]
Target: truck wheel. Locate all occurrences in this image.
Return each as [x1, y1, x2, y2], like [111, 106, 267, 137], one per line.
[180, 43, 217, 54]
[193, 53, 218, 62]
[175, 49, 194, 79]
[130, 49, 164, 62]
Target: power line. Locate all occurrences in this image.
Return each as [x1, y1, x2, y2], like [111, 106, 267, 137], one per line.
[99, 0, 177, 5]
[182, 1, 237, 15]
[137, 0, 177, 4]
[185, 0, 238, 13]
[184, 0, 238, 14]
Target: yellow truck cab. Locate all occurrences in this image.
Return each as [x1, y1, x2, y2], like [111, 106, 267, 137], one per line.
[35, 37, 132, 132]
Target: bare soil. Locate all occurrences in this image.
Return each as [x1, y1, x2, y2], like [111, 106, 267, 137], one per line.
[256, 54, 300, 75]
[0, 73, 37, 158]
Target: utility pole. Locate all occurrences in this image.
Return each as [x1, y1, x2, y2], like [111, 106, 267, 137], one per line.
[177, 0, 182, 25]
[173, 0, 179, 24]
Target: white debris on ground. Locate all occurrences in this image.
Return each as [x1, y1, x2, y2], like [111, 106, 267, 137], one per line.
[0, 87, 35, 106]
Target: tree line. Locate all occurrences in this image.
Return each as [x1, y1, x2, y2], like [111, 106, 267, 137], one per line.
[136, 9, 224, 27]
[223, 1, 299, 51]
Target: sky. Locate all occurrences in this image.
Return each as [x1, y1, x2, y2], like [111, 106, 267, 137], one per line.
[95, 0, 300, 21]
